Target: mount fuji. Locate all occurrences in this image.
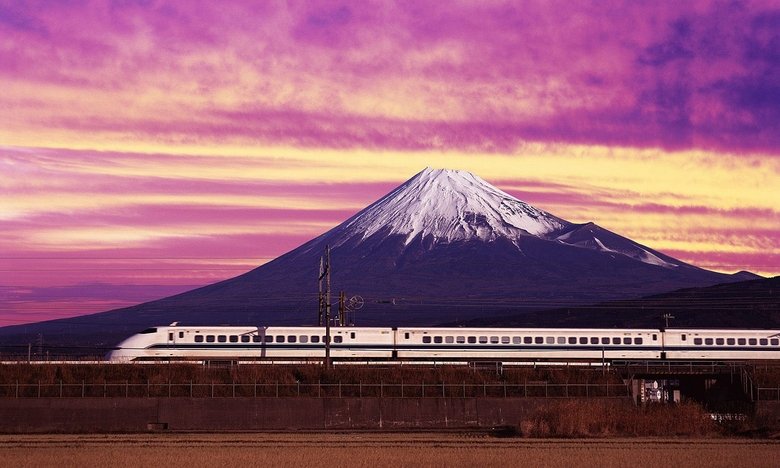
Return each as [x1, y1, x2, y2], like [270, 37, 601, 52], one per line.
[0, 168, 756, 348]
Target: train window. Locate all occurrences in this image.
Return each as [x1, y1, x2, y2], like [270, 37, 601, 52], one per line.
[705, 338, 713, 345]
[772, 339, 779, 346]
[276, 336, 285, 343]
[311, 336, 320, 343]
[681, 334, 687, 341]
[140, 328, 157, 334]
[423, 336, 432, 343]
[568, 337, 577, 345]
[652, 334, 657, 341]
[350, 332, 356, 339]
[229, 335, 238, 343]
[446, 336, 454, 344]
[524, 337, 533, 344]
[513, 337, 522, 344]
[635, 338, 643, 345]
[264, 335, 273, 343]
[206, 335, 215, 343]
[546, 337, 555, 345]
[288, 335, 297, 343]
[300, 336, 308, 343]
[760, 339, 768, 346]
[612, 337, 621, 345]
[334, 336, 343, 343]
[590, 337, 598, 344]
[179, 332, 184, 339]
[623, 338, 632, 345]
[727, 338, 735, 345]
[479, 336, 488, 344]
[241, 336, 250, 343]
[502, 336, 510, 344]
[579, 337, 588, 345]
[168, 333, 173, 341]
[693, 338, 702, 345]
[195, 335, 204, 343]
[468, 337, 477, 344]
[749, 338, 757, 345]
[738, 338, 746, 345]
[557, 337, 565, 344]
[253, 336, 261, 343]
[715, 338, 724, 345]
[488, 336, 497, 344]
[217, 335, 226, 343]
[434, 336, 443, 344]
[405, 333, 410, 340]
[457, 336, 466, 344]
[601, 337, 609, 345]
[531, 337, 540, 344]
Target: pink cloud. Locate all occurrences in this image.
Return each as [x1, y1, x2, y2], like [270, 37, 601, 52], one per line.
[1, 1, 777, 153]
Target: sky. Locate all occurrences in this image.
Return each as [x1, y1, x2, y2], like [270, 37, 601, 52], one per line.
[1, 0, 778, 326]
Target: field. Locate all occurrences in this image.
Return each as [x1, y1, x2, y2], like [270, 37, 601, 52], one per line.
[1, 433, 779, 467]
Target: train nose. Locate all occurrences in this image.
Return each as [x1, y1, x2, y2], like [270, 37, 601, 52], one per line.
[105, 334, 145, 361]
[105, 347, 130, 361]
[105, 348, 125, 361]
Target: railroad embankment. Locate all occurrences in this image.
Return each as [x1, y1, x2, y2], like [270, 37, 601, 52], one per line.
[0, 396, 727, 436]
[1, 363, 779, 435]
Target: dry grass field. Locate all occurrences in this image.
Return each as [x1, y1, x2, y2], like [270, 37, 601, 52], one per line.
[0, 433, 778, 468]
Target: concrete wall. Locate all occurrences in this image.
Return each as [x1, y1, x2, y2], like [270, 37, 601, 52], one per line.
[755, 401, 780, 430]
[0, 397, 632, 433]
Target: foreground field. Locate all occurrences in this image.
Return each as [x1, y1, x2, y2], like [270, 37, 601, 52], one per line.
[1, 434, 779, 468]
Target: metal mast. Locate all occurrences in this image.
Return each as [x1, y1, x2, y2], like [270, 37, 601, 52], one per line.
[324, 245, 332, 368]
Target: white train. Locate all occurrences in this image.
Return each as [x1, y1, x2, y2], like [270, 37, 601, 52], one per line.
[106, 325, 780, 362]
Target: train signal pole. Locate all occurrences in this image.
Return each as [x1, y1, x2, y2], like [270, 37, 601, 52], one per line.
[662, 313, 674, 331]
[318, 245, 332, 369]
[318, 257, 325, 327]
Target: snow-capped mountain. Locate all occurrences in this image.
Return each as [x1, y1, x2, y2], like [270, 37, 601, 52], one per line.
[0, 168, 755, 349]
[300, 167, 683, 270]
[330, 168, 568, 246]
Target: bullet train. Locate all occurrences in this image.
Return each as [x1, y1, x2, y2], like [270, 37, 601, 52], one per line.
[106, 324, 780, 362]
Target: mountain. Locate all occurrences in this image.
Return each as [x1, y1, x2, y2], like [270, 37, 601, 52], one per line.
[0, 168, 756, 351]
[458, 276, 780, 329]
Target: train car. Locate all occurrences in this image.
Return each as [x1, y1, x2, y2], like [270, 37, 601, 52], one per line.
[107, 325, 780, 363]
[663, 329, 780, 360]
[107, 324, 394, 361]
[395, 327, 662, 361]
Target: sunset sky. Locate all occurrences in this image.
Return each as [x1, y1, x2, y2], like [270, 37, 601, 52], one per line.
[1, 0, 778, 326]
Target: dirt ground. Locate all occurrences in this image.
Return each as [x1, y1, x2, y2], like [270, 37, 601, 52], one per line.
[1, 433, 779, 468]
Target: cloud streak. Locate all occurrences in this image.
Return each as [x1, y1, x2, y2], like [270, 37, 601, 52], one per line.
[0, 1, 778, 153]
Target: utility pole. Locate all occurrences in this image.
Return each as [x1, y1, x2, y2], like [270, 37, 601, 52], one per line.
[318, 256, 325, 326]
[662, 313, 675, 331]
[338, 291, 346, 327]
[324, 245, 332, 369]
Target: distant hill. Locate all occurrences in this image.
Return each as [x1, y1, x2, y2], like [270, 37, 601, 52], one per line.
[458, 276, 780, 329]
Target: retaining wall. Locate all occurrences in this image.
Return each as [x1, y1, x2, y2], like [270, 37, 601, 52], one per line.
[755, 401, 780, 430]
[0, 397, 633, 433]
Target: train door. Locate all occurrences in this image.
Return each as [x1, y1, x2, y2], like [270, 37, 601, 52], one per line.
[660, 331, 666, 360]
[165, 329, 176, 359]
[259, 327, 267, 358]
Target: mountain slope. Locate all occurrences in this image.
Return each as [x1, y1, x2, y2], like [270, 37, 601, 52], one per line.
[0, 168, 754, 350]
[458, 276, 780, 329]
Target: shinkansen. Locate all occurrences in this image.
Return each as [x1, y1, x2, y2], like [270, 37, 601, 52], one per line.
[107, 325, 780, 362]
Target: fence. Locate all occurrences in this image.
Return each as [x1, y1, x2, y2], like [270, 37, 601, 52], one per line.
[0, 381, 629, 399]
[756, 387, 780, 401]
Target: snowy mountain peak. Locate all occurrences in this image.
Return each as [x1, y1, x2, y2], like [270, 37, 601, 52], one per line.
[331, 167, 570, 247]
